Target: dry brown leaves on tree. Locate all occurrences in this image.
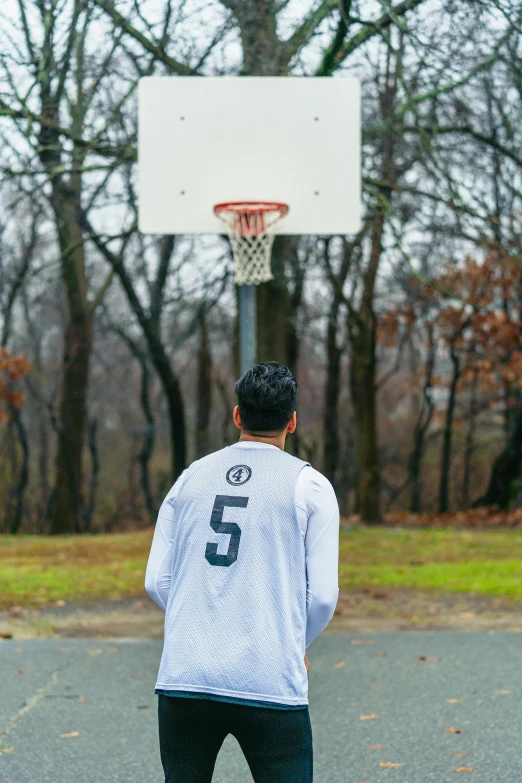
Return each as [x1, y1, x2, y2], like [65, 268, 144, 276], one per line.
[0, 348, 30, 421]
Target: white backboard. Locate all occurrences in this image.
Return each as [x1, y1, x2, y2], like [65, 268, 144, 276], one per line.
[138, 76, 361, 236]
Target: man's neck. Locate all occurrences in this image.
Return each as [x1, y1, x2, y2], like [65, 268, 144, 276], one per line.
[238, 431, 286, 451]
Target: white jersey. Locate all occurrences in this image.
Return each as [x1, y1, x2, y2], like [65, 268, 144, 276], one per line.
[145, 441, 339, 707]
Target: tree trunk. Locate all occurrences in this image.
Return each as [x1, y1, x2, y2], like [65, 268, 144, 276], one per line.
[409, 428, 425, 514]
[121, 336, 156, 521]
[345, 47, 400, 523]
[409, 327, 435, 512]
[323, 296, 342, 488]
[137, 357, 156, 520]
[461, 367, 479, 509]
[347, 204, 387, 524]
[38, 414, 50, 525]
[227, 1, 287, 77]
[49, 187, 93, 535]
[473, 391, 522, 509]
[83, 418, 99, 533]
[256, 237, 289, 365]
[6, 407, 29, 534]
[349, 315, 382, 523]
[285, 238, 304, 375]
[438, 342, 460, 514]
[196, 309, 212, 458]
[215, 374, 235, 446]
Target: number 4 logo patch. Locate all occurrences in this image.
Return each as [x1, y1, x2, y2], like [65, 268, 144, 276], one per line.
[226, 465, 252, 486]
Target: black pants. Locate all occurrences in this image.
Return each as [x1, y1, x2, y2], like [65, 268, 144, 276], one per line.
[158, 694, 313, 783]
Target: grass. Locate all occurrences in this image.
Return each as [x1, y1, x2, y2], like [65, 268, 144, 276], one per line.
[0, 531, 152, 609]
[339, 527, 522, 598]
[1, 527, 522, 610]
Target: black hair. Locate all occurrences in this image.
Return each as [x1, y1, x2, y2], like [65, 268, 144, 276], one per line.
[234, 361, 297, 434]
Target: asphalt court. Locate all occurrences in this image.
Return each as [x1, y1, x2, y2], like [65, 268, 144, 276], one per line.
[1, 632, 521, 782]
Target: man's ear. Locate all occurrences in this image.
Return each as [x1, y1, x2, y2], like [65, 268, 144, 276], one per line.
[287, 411, 297, 434]
[233, 405, 242, 430]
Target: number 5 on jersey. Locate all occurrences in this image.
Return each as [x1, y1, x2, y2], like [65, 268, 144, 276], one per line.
[205, 494, 248, 567]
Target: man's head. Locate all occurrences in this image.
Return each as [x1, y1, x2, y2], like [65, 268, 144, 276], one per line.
[234, 362, 297, 437]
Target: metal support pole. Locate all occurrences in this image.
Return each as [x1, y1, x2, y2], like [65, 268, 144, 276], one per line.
[239, 284, 257, 375]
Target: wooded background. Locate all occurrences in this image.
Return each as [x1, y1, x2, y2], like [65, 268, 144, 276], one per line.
[1, 0, 522, 534]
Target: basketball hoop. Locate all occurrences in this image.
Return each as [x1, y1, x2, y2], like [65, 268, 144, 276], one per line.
[214, 201, 289, 286]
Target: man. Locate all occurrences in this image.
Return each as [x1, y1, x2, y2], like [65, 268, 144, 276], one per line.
[145, 361, 339, 783]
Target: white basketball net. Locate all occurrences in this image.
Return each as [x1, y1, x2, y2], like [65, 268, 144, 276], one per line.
[215, 204, 288, 286]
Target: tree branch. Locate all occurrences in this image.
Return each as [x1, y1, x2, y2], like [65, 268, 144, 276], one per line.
[403, 123, 522, 169]
[317, 0, 427, 72]
[284, 0, 338, 64]
[0, 97, 136, 161]
[89, 269, 115, 314]
[93, 0, 195, 75]
[395, 27, 514, 121]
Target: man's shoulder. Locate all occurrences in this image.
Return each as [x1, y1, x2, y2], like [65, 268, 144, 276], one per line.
[189, 446, 233, 468]
[296, 465, 337, 502]
[162, 448, 232, 501]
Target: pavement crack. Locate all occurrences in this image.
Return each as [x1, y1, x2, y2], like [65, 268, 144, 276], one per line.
[1, 663, 71, 738]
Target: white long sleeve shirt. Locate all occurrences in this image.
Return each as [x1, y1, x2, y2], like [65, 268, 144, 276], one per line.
[145, 441, 340, 648]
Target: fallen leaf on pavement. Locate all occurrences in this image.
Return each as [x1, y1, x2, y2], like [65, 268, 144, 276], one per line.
[333, 662, 345, 669]
[368, 685, 377, 690]
[446, 699, 462, 704]
[17, 670, 23, 675]
[455, 767, 473, 772]
[78, 698, 86, 703]
[445, 727, 462, 734]
[88, 649, 102, 656]
[418, 656, 440, 662]
[59, 731, 80, 739]
[0, 747, 14, 756]
[379, 762, 402, 768]
[365, 744, 385, 750]
[454, 753, 468, 758]
[496, 689, 511, 695]
[14, 648, 22, 653]
[360, 714, 379, 720]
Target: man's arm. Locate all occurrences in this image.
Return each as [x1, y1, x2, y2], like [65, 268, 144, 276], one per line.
[296, 466, 340, 648]
[144, 470, 188, 611]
